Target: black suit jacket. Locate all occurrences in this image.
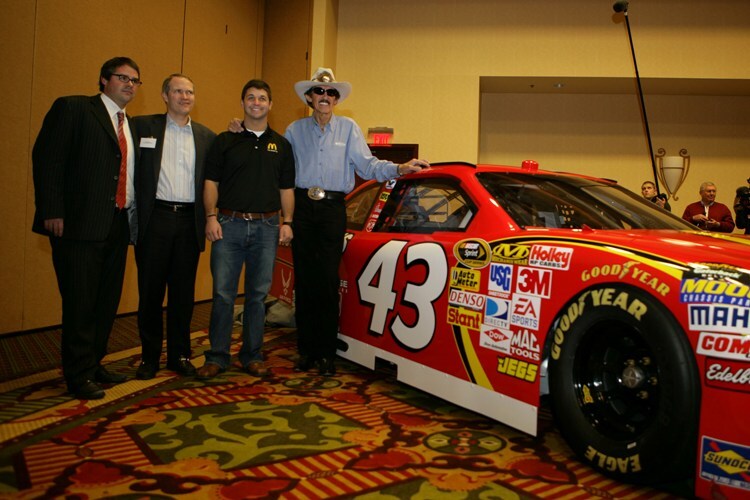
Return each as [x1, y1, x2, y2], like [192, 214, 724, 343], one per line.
[32, 95, 138, 241]
[132, 114, 216, 251]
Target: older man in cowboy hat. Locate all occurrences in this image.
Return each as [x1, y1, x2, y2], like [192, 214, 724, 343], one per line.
[285, 67, 429, 376]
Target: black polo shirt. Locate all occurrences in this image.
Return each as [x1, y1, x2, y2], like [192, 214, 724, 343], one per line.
[204, 127, 295, 212]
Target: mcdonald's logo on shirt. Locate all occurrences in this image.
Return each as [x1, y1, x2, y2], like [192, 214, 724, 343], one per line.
[267, 142, 278, 153]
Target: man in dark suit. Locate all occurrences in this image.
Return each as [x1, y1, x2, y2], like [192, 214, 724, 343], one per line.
[32, 56, 141, 399]
[131, 74, 216, 380]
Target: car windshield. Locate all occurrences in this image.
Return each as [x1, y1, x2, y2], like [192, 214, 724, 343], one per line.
[477, 172, 693, 230]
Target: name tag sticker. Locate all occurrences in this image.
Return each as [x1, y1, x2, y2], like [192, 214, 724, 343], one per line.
[140, 137, 157, 148]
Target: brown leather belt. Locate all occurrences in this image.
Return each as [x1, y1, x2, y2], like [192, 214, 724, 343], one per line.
[218, 208, 278, 220]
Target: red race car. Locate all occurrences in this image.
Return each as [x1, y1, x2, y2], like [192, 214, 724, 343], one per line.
[276, 160, 750, 497]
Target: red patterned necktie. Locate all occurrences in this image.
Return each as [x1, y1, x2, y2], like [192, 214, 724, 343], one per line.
[116, 112, 127, 208]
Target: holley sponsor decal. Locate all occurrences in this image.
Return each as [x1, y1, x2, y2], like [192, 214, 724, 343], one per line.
[528, 245, 572, 270]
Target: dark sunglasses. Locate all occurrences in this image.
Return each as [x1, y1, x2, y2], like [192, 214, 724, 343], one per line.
[311, 87, 339, 98]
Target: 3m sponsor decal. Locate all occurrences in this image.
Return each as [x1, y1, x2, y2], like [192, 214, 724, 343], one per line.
[497, 356, 538, 382]
[581, 261, 670, 297]
[584, 446, 642, 474]
[698, 332, 750, 361]
[701, 436, 750, 490]
[705, 358, 750, 393]
[551, 289, 647, 360]
[448, 289, 486, 311]
[479, 325, 510, 353]
[450, 267, 481, 292]
[453, 239, 491, 269]
[680, 279, 750, 307]
[491, 243, 529, 265]
[447, 306, 482, 330]
[689, 304, 750, 334]
[488, 263, 513, 297]
[484, 296, 510, 329]
[528, 244, 573, 270]
[510, 294, 540, 330]
[516, 266, 552, 298]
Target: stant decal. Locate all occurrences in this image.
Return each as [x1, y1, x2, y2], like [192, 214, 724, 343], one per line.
[700, 436, 750, 490]
[448, 289, 486, 311]
[697, 332, 750, 361]
[450, 267, 481, 292]
[528, 244, 573, 270]
[453, 238, 491, 269]
[488, 263, 514, 297]
[484, 296, 511, 329]
[447, 306, 482, 330]
[689, 304, 750, 334]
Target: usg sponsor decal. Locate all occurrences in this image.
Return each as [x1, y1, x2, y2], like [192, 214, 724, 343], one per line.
[681, 279, 750, 307]
[488, 263, 513, 297]
[454, 239, 491, 269]
[705, 358, 750, 393]
[698, 332, 750, 361]
[448, 289, 486, 311]
[484, 296, 511, 329]
[689, 304, 750, 334]
[516, 266, 552, 298]
[510, 294, 540, 330]
[450, 267, 481, 292]
[528, 244, 572, 270]
[447, 305, 482, 330]
[701, 436, 750, 490]
[491, 243, 529, 265]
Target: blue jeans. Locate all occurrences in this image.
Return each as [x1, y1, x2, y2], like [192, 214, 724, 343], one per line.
[205, 213, 279, 368]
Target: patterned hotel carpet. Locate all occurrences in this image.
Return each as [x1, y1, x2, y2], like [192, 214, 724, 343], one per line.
[0, 328, 686, 499]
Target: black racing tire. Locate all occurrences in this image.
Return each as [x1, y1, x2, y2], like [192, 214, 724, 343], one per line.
[548, 284, 699, 484]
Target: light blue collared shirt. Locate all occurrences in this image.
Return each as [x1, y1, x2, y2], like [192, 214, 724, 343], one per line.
[157, 114, 196, 202]
[285, 114, 399, 193]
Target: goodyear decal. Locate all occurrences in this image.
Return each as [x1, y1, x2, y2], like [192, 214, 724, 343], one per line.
[701, 436, 750, 490]
[689, 304, 750, 334]
[450, 267, 481, 292]
[581, 261, 670, 297]
[681, 279, 750, 307]
[698, 332, 750, 361]
[491, 243, 529, 265]
[584, 446, 642, 474]
[454, 238, 491, 269]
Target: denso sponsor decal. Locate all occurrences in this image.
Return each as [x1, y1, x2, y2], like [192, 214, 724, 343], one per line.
[448, 289, 486, 311]
[484, 296, 510, 329]
[681, 279, 750, 307]
[705, 358, 750, 393]
[698, 332, 750, 361]
[528, 244, 572, 270]
[701, 436, 750, 490]
[515, 266, 552, 298]
[487, 263, 513, 297]
[510, 294, 540, 330]
[450, 267, 481, 292]
[497, 356, 538, 382]
[453, 238, 491, 269]
[491, 243, 529, 265]
[479, 325, 510, 353]
[689, 304, 750, 334]
[447, 305, 482, 330]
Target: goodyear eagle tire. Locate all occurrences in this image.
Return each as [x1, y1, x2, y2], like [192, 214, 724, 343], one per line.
[548, 284, 699, 484]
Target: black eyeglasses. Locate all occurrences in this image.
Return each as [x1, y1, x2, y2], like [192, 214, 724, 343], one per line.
[112, 73, 143, 86]
[311, 87, 339, 98]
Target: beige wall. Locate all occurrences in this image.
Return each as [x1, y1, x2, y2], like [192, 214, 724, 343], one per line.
[3, 0, 265, 334]
[336, 0, 750, 216]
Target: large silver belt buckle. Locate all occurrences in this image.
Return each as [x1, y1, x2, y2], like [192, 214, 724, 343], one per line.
[307, 186, 325, 201]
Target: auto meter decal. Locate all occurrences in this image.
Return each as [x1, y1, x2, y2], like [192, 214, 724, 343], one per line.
[450, 267, 481, 292]
[701, 436, 750, 490]
[453, 238, 491, 269]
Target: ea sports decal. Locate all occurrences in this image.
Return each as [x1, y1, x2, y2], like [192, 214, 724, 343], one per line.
[453, 238, 491, 269]
[510, 294, 541, 330]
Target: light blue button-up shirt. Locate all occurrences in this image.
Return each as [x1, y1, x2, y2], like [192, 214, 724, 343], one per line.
[285, 114, 399, 193]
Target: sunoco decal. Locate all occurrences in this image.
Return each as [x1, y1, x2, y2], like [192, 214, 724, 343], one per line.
[701, 436, 750, 490]
[453, 238, 491, 269]
[689, 304, 750, 334]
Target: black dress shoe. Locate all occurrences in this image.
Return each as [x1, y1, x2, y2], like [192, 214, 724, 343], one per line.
[294, 355, 316, 372]
[94, 366, 128, 384]
[136, 362, 159, 380]
[69, 380, 105, 400]
[318, 357, 336, 376]
[167, 358, 196, 377]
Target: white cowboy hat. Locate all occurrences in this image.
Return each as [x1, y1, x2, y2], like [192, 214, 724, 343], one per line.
[294, 67, 352, 106]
